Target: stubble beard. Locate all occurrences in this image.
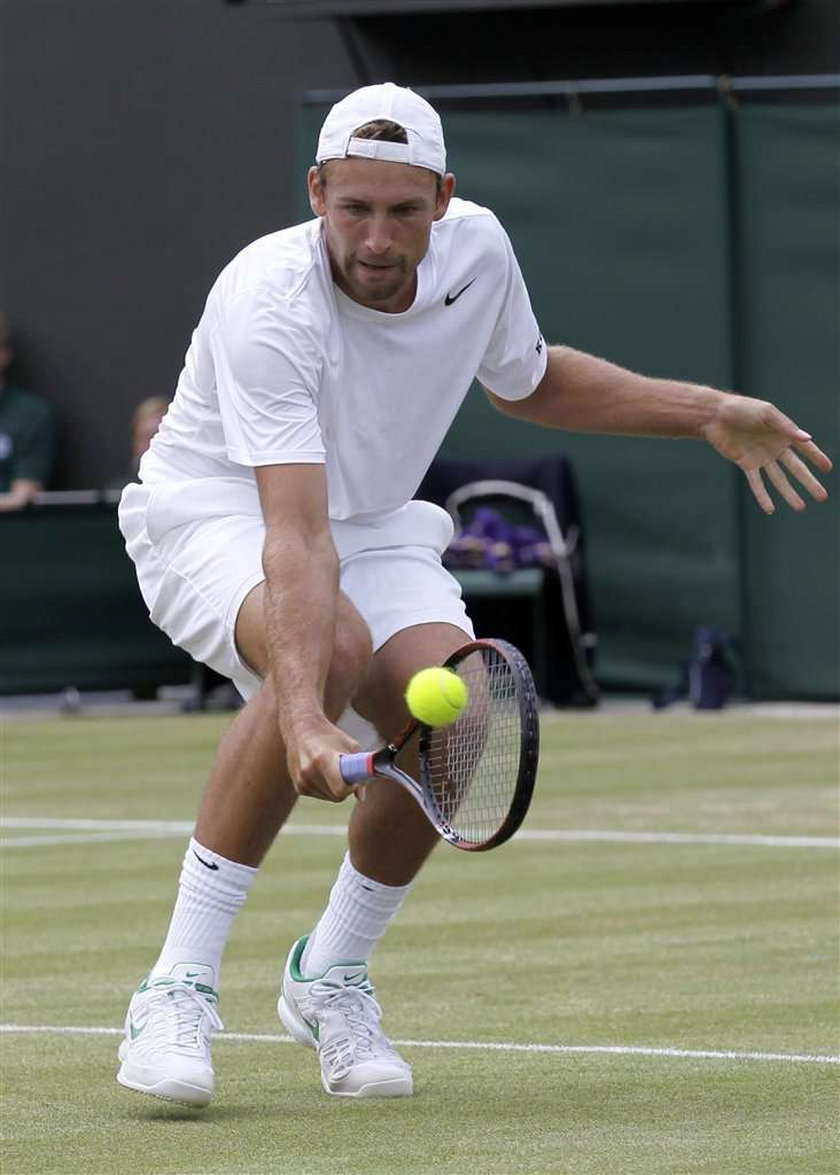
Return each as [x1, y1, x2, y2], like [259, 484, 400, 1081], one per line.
[346, 256, 412, 308]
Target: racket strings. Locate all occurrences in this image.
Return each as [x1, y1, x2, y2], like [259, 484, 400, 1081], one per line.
[425, 649, 523, 843]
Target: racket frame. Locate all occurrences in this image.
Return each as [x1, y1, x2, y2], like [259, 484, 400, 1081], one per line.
[339, 638, 539, 851]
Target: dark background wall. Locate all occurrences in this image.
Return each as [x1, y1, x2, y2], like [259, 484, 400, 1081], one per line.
[2, 0, 838, 490]
[337, 0, 840, 85]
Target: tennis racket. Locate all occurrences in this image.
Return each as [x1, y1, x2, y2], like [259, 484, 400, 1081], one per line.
[339, 638, 539, 851]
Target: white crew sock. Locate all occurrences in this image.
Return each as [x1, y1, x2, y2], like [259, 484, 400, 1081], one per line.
[300, 851, 413, 976]
[150, 837, 258, 987]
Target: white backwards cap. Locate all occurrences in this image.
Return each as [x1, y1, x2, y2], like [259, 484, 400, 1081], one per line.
[315, 82, 446, 176]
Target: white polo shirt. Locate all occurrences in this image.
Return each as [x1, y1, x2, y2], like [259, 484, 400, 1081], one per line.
[141, 197, 546, 524]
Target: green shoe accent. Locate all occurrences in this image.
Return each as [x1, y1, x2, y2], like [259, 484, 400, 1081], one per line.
[288, 935, 310, 982]
[136, 974, 220, 1005]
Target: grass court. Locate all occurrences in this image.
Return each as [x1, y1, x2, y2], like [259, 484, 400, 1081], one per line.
[1, 705, 838, 1175]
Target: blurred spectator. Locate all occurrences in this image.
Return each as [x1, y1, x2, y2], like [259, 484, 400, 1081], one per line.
[0, 312, 57, 512]
[108, 395, 170, 490]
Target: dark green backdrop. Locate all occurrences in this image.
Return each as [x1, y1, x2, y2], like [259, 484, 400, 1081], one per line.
[3, 96, 835, 701]
[302, 96, 838, 698]
[734, 106, 840, 699]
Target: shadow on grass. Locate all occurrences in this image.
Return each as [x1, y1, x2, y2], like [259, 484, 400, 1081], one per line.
[123, 1101, 274, 1124]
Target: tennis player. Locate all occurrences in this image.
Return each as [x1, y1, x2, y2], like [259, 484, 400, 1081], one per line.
[116, 83, 831, 1107]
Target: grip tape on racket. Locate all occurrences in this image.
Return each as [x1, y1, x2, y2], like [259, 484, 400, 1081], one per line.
[338, 751, 376, 784]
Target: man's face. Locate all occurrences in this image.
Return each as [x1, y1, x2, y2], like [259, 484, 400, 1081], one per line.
[308, 159, 455, 314]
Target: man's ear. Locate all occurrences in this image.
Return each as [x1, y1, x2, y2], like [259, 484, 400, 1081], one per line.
[433, 173, 457, 222]
[307, 166, 327, 217]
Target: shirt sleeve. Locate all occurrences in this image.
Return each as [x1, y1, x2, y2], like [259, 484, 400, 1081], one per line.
[475, 224, 547, 402]
[12, 395, 56, 485]
[210, 284, 326, 468]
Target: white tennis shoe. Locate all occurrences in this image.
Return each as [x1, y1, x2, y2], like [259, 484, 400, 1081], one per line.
[278, 936, 413, 1098]
[116, 964, 223, 1108]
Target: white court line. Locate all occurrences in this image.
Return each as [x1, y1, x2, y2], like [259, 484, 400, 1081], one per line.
[1, 1023, 836, 1066]
[1, 816, 837, 850]
[517, 830, 839, 849]
[1, 831, 200, 848]
[0, 820, 345, 850]
[2, 817, 196, 829]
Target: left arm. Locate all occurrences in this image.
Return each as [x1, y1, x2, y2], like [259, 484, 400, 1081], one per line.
[484, 345, 832, 514]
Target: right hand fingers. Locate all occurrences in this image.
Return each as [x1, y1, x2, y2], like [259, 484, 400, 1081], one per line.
[295, 758, 354, 803]
[292, 736, 359, 803]
[296, 782, 350, 803]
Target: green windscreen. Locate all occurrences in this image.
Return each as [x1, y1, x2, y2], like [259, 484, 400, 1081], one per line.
[735, 105, 840, 699]
[437, 106, 740, 690]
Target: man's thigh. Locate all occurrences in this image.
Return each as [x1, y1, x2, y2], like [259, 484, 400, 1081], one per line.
[137, 511, 267, 700]
[339, 543, 473, 657]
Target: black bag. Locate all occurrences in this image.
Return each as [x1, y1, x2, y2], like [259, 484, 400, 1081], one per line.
[653, 625, 737, 711]
[688, 626, 737, 710]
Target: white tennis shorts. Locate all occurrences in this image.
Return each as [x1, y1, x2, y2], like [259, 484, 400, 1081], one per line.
[118, 476, 473, 702]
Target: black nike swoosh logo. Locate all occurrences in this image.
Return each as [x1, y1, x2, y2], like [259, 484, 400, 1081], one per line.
[193, 849, 219, 871]
[444, 278, 476, 306]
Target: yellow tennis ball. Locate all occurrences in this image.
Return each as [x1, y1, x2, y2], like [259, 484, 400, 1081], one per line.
[405, 667, 469, 727]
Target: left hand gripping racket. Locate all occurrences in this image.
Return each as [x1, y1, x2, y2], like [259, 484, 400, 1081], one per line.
[339, 638, 540, 851]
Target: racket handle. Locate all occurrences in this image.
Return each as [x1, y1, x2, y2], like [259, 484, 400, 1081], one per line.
[339, 751, 376, 784]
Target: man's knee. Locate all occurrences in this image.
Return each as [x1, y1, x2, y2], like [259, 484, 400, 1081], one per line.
[353, 622, 469, 739]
